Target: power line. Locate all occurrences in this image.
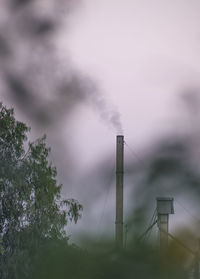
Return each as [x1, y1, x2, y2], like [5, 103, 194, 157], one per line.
[124, 141, 146, 168]
[125, 142, 200, 227]
[97, 168, 115, 242]
[166, 189, 200, 224]
[138, 208, 157, 242]
[160, 228, 197, 256]
[145, 208, 157, 241]
[139, 219, 158, 242]
[175, 199, 200, 224]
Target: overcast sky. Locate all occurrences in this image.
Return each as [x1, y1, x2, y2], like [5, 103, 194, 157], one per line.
[59, 0, 200, 171]
[56, 0, 200, 243]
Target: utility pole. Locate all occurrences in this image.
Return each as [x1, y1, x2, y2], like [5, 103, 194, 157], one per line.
[156, 197, 174, 252]
[115, 135, 124, 249]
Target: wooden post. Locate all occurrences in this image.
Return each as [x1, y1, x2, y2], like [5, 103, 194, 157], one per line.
[194, 239, 200, 279]
[115, 135, 124, 249]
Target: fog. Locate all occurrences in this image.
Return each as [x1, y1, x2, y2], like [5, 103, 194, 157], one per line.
[1, 0, 200, 251]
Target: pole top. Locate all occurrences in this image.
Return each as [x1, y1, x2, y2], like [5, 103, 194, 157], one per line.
[156, 197, 174, 214]
[156, 197, 174, 201]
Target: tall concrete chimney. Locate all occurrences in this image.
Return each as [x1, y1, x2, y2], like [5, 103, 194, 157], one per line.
[115, 135, 124, 249]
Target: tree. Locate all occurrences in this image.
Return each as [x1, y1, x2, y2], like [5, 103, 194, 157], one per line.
[0, 103, 83, 278]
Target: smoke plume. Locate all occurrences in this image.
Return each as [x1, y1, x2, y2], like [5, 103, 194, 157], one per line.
[0, 0, 122, 135]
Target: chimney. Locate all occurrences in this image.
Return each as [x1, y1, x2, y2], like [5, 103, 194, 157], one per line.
[115, 135, 124, 249]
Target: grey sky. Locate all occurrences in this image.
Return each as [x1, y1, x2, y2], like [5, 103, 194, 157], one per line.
[61, 0, 200, 171]
[60, 0, 200, 242]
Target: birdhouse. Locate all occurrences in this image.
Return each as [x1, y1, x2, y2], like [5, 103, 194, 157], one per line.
[156, 197, 174, 214]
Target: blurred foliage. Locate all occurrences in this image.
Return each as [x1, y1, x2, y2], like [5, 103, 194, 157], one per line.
[0, 0, 82, 125]
[0, 104, 82, 278]
[29, 238, 192, 279]
[125, 133, 200, 234]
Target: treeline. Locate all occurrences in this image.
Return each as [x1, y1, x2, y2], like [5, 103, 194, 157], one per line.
[0, 104, 82, 278]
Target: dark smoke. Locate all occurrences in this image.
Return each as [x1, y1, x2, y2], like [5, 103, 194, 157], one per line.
[0, 0, 123, 203]
[87, 88, 123, 134]
[0, 0, 122, 134]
